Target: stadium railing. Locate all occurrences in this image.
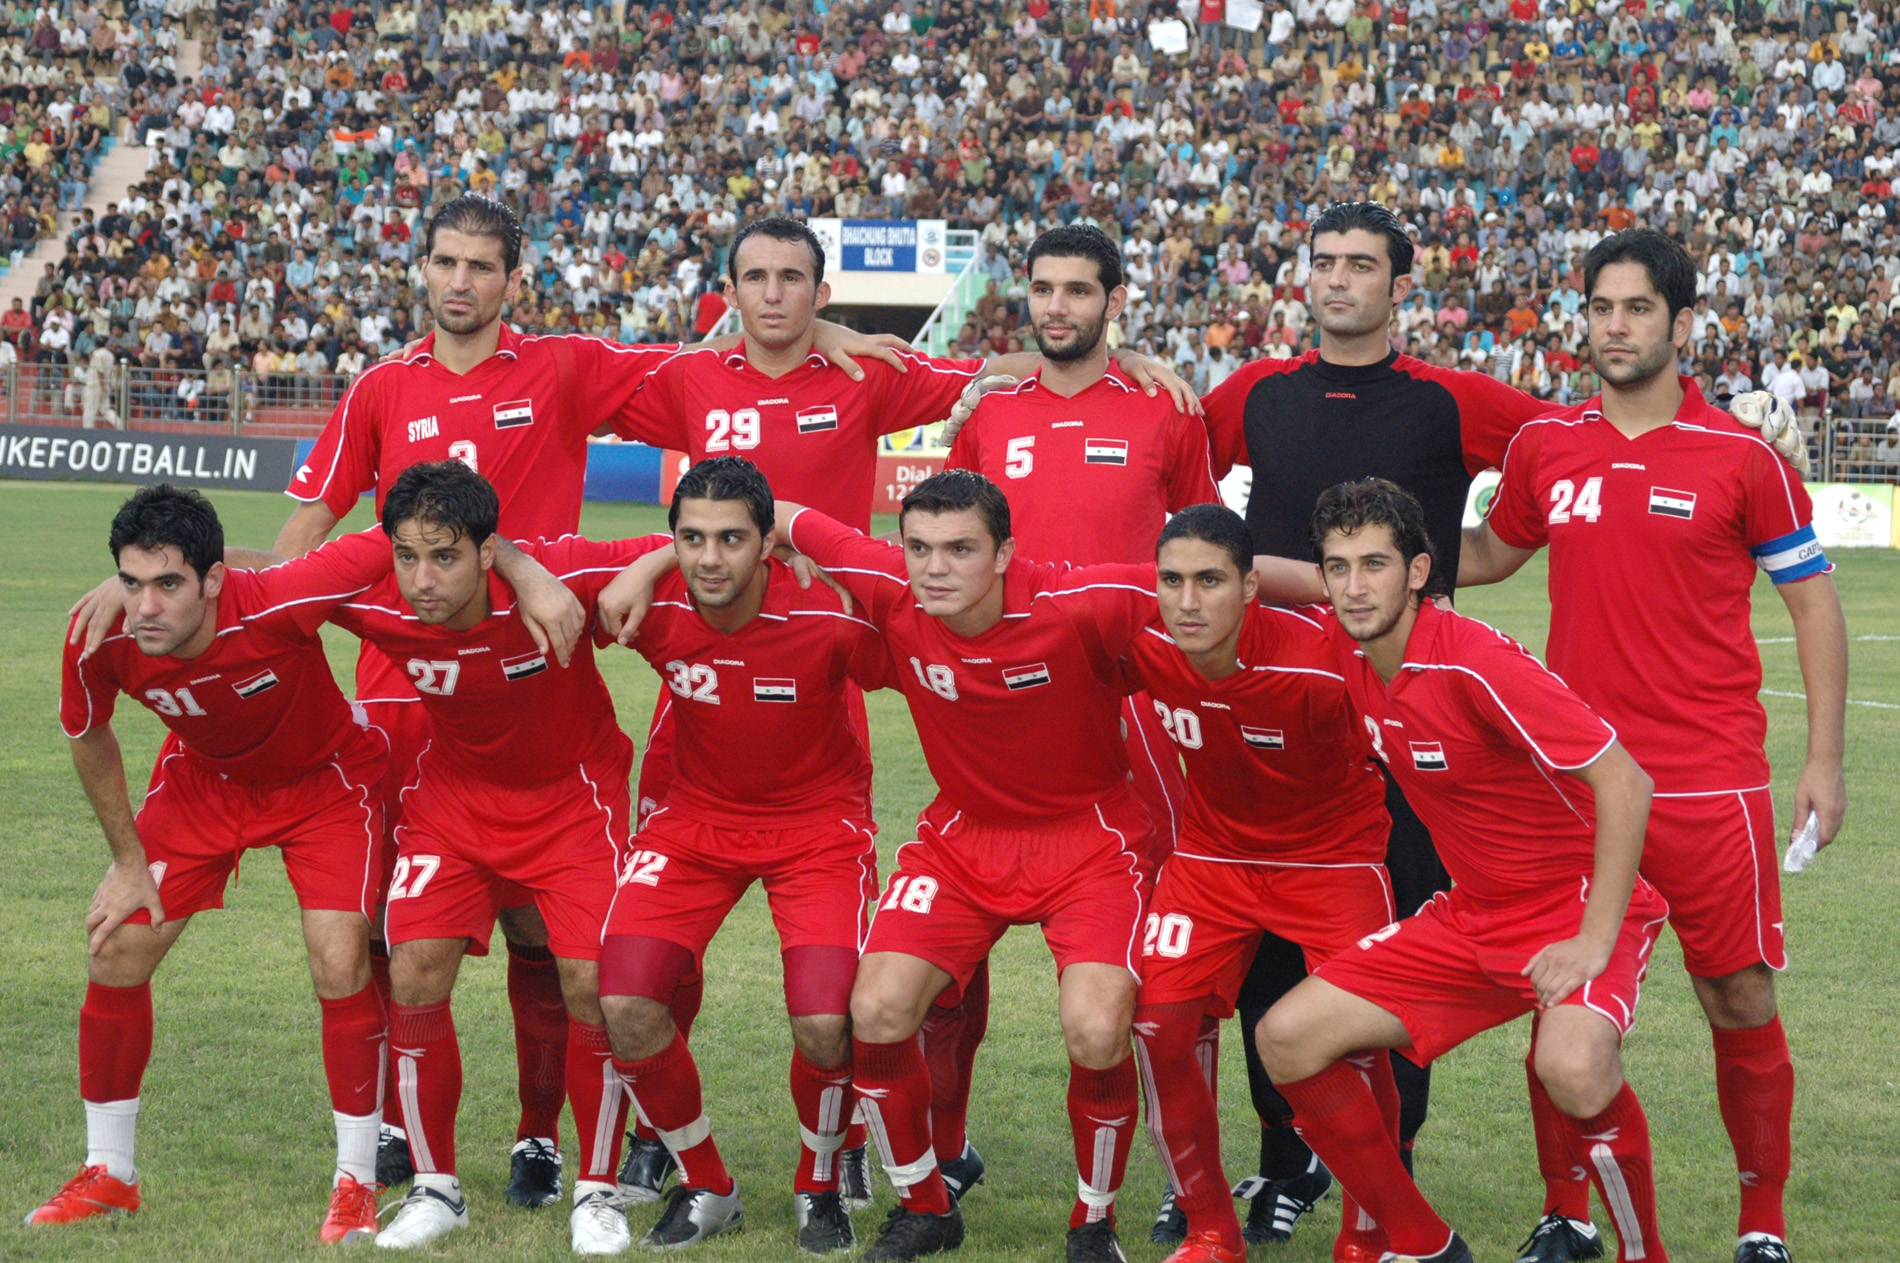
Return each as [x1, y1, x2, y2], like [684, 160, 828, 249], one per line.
[0, 364, 350, 438]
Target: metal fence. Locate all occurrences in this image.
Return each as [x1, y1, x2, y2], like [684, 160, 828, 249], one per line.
[1815, 414, 1900, 484]
[0, 364, 350, 439]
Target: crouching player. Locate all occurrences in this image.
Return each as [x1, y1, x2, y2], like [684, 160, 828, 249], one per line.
[1122, 503, 1399, 1263]
[1258, 479, 1672, 1263]
[305, 461, 655, 1255]
[35, 485, 391, 1243]
[589, 457, 892, 1254]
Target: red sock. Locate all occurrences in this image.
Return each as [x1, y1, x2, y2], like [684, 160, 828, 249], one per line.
[1280, 1059, 1451, 1257]
[370, 946, 399, 1130]
[1334, 1053, 1399, 1258]
[1527, 1040, 1592, 1221]
[506, 941, 568, 1143]
[1564, 1083, 1668, 1263]
[630, 972, 707, 1145]
[921, 998, 968, 1162]
[1195, 1013, 1220, 1098]
[79, 980, 152, 1103]
[791, 1049, 854, 1193]
[319, 984, 386, 1116]
[389, 1000, 461, 1175]
[616, 1033, 732, 1194]
[1713, 1016, 1793, 1241]
[567, 1020, 627, 1184]
[1068, 1055, 1137, 1229]
[854, 1036, 952, 1214]
[1135, 1003, 1242, 1251]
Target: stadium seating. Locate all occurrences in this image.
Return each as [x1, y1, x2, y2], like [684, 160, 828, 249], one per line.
[4, 0, 1898, 482]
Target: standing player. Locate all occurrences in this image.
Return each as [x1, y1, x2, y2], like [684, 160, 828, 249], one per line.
[33, 486, 390, 1244]
[1461, 230, 1847, 1263]
[591, 457, 892, 1254]
[1121, 503, 1398, 1263]
[263, 196, 907, 1204]
[779, 471, 1158, 1263]
[1258, 477, 1672, 1263]
[266, 461, 651, 1254]
[940, 222, 1218, 1234]
[606, 214, 1193, 1206]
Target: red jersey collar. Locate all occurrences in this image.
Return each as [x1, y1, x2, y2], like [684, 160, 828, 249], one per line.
[404, 321, 526, 367]
[719, 344, 829, 373]
[1576, 376, 1714, 425]
[1012, 362, 1139, 398]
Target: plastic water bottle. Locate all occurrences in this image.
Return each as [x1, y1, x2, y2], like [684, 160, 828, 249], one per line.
[1782, 811, 1821, 874]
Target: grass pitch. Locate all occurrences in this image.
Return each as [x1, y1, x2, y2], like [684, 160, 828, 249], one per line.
[1, 480, 1895, 1261]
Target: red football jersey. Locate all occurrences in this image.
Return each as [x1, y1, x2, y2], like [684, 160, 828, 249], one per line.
[786, 508, 1154, 824]
[944, 365, 1220, 564]
[627, 552, 893, 826]
[330, 535, 653, 782]
[1329, 600, 1621, 906]
[288, 326, 677, 704]
[61, 530, 393, 783]
[1484, 379, 1829, 793]
[1122, 601, 1390, 864]
[609, 347, 983, 531]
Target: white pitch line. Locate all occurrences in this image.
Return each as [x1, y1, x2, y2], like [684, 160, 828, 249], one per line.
[1755, 635, 1900, 645]
[1761, 688, 1900, 711]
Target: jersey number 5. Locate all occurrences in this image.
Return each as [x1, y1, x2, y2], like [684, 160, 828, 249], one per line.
[1004, 435, 1034, 479]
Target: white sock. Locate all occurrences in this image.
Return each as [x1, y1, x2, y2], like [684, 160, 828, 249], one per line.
[414, 1172, 461, 1199]
[574, 1179, 616, 1202]
[84, 1098, 139, 1183]
[334, 1110, 380, 1186]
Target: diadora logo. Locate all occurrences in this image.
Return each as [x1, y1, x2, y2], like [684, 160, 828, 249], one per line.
[407, 416, 439, 442]
[1612, 461, 1646, 471]
[1325, 391, 1358, 399]
[449, 393, 482, 404]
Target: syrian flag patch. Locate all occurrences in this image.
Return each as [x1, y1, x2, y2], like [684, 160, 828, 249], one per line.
[1409, 741, 1448, 771]
[501, 650, 548, 681]
[233, 669, 279, 699]
[492, 399, 535, 429]
[753, 677, 798, 703]
[1002, 662, 1052, 691]
[1084, 438, 1129, 465]
[1241, 726, 1285, 750]
[1647, 487, 1696, 519]
[796, 405, 839, 433]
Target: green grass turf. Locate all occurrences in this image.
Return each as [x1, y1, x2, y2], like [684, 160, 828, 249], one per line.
[1, 480, 1894, 1261]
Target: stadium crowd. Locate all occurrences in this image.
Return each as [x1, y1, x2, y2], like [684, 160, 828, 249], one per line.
[9, 0, 1900, 474]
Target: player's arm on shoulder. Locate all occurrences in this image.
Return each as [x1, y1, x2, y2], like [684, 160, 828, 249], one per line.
[1111, 346, 1202, 415]
[1052, 561, 1161, 658]
[246, 527, 395, 635]
[68, 723, 168, 949]
[808, 318, 914, 380]
[273, 498, 342, 559]
[492, 537, 591, 667]
[1461, 425, 1547, 586]
[1448, 366, 1549, 474]
[604, 357, 683, 445]
[1524, 737, 1654, 1007]
[1776, 570, 1847, 846]
[1458, 522, 1536, 587]
[1166, 405, 1223, 507]
[1198, 361, 1260, 478]
[592, 534, 682, 645]
[1729, 390, 1808, 475]
[781, 502, 907, 618]
[1251, 554, 1327, 605]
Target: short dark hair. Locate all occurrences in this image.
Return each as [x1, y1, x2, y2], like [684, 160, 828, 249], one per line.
[671, 455, 774, 535]
[1582, 228, 1697, 322]
[381, 460, 499, 546]
[1310, 201, 1415, 281]
[1157, 502, 1252, 576]
[109, 484, 223, 581]
[728, 214, 826, 286]
[1025, 223, 1124, 291]
[1310, 477, 1444, 597]
[899, 469, 1012, 547]
[423, 194, 522, 274]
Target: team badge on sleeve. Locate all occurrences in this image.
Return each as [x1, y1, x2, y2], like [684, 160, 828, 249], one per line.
[1647, 487, 1696, 519]
[753, 678, 798, 702]
[492, 399, 535, 429]
[796, 406, 839, 433]
[233, 669, 279, 699]
[501, 651, 548, 681]
[1409, 741, 1448, 770]
[1084, 438, 1129, 466]
[1002, 662, 1052, 691]
[1240, 726, 1285, 750]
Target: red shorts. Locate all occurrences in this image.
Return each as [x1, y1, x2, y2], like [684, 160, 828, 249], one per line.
[1316, 878, 1671, 1065]
[132, 723, 385, 922]
[384, 740, 632, 961]
[1124, 692, 1187, 866]
[1139, 854, 1396, 1016]
[637, 684, 872, 832]
[863, 792, 1154, 985]
[1643, 787, 1784, 977]
[604, 810, 880, 960]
